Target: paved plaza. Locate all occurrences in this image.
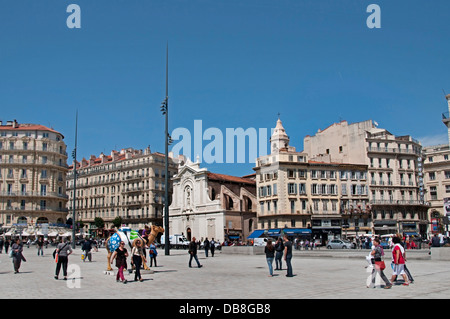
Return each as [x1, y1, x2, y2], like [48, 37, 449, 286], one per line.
[1, 246, 449, 300]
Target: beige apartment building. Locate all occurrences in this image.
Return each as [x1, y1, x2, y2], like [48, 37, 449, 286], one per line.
[254, 119, 369, 244]
[304, 119, 428, 237]
[423, 94, 450, 234]
[66, 147, 178, 235]
[0, 120, 69, 232]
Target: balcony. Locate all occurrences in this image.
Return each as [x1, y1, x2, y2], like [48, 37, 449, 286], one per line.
[443, 112, 450, 125]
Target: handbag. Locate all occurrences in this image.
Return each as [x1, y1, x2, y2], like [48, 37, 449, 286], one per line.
[374, 260, 386, 270]
[53, 243, 68, 260]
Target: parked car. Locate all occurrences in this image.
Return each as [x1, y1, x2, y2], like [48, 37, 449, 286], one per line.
[326, 239, 353, 249]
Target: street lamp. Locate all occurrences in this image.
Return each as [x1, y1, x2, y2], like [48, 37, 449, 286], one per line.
[71, 110, 78, 249]
[161, 44, 170, 255]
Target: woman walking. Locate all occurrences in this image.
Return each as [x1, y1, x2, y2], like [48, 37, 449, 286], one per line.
[390, 236, 409, 286]
[54, 238, 73, 280]
[131, 240, 145, 282]
[368, 238, 392, 289]
[110, 241, 129, 283]
[265, 239, 275, 277]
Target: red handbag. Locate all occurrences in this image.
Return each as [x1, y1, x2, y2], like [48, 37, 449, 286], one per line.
[375, 260, 386, 270]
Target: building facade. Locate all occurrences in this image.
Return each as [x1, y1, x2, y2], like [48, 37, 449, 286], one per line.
[254, 119, 369, 244]
[66, 147, 179, 234]
[423, 94, 450, 234]
[0, 120, 69, 230]
[303, 119, 429, 237]
[168, 158, 257, 243]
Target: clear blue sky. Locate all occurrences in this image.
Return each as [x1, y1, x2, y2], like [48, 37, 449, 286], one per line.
[1, 0, 449, 176]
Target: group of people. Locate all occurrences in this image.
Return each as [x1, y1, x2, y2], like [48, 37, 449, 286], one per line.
[109, 239, 158, 283]
[366, 235, 414, 289]
[264, 234, 294, 278]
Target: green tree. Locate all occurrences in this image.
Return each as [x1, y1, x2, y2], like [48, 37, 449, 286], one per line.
[112, 216, 123, 229]
[94, 217, 105, 229]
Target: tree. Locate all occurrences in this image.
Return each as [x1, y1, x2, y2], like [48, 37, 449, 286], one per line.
[112, 216, 123, 229]
[94, 217, 105, 229]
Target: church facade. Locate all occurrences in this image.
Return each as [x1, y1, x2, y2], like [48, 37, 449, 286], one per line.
[167, 158, 257, 244]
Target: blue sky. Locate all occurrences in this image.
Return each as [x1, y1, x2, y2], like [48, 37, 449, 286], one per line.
[1, 0, 449, 176]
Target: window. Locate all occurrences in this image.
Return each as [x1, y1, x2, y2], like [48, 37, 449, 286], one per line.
[445, 171, 450, 179]
[288, 170, 295, 178]
[290, 201, 295, 213]
[288, 183, 297, 194]
[429, 172, 436, 181]
[430, 186, 437, 200]
[299, 183, 306, 195]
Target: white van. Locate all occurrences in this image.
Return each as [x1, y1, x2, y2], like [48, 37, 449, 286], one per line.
[160, 234, 190, 249]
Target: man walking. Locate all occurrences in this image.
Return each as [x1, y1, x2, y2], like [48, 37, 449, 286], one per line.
[283, 234, 293, 277]
[82, 238, 92, 262]
[188, 237, 203, 268]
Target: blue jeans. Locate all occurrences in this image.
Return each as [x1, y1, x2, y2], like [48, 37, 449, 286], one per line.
[285, 255, 293, 277]
[266, 257, 274, 276]
[275, 251, 283, 269]
[189, 253, 201, 267]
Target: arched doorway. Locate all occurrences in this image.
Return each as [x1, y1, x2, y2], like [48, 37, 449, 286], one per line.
[186, 227, 192, 241]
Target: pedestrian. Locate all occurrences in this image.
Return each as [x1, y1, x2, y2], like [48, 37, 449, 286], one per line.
[392, 236, 414, 284]
[37, 236, 44, 256]
[431, 234, 440, 247]
[54, 238, 72, 280]
[4, 239, 10, 254]
[265, 239, 275, 277]
[11, 238, 26, 274]
[210, 238, 216, 257]
[274, 237, 284, 270]
[110, 241, 128, 283]
[0, 236, 3, 254]
[188, 237, 203, 268]
[131, 240, 145, 282]
[204, 237, 210, 257]
[82, 238, 92, 262]
[390, 236, 409, 286]
[367, 238, 392, 289]
[283, 234, 293, 277]
[149, 242, 158, 267]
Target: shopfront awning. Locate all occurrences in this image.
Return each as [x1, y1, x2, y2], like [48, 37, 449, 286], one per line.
[267, 229, 281, 236]
[247, 230, 265, 239]
[283, 228, 312, 235]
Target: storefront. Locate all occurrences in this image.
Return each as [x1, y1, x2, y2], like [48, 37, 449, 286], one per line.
[311, 219, 342, 245]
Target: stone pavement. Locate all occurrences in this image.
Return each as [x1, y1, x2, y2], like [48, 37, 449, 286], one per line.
[1, 245, 449, 300]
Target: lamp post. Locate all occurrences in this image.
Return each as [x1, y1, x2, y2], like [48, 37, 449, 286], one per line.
[160, 43, 170, 255]
[71, 110, 78, 249]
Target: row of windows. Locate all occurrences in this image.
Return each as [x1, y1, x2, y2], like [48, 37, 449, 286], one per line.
[258, 183, 368, 197]
[0, 168, 63, 180]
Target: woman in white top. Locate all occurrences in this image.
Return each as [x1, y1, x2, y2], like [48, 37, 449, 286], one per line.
[131, 240, 145, 282]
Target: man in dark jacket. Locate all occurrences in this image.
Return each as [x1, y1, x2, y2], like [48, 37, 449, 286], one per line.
[82, 238, 92, 262]
[188, 237, 202, 268]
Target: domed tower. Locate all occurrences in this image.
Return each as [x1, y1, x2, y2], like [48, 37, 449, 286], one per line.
[270, 117, 290, 154]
